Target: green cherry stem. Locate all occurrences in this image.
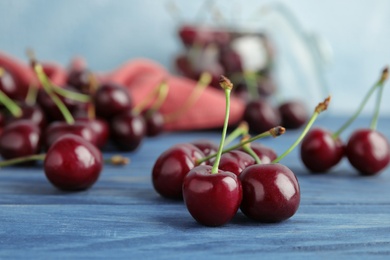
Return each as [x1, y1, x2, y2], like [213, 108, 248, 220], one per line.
[243, 71, 259, 100]
[211, 75, 232, 174]
[196, 126, 285, 165]
[370, 67, 388, 130]
[332, 67, 388, 138]
[28, 51, 75, 125]
[0, 89, 22, 117]
[272, 96, 331, 164]
[52, 87, 91, 103]
[241, 135, 262, 164]
[224, 121, 249, 147]
[0, 154, 46, 167]
[25, 83, 39, 106]
[148, 81, 169, 114]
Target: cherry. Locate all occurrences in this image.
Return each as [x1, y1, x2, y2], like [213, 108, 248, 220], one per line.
[0, 67, 25, 101]
[240, 142, 277, 164]
[279, 100, 308, 129]
[345, 129, 390, 175]
[0, 119, 41, 160]
[110, 111, 146, 151]
[243, 99, 281, 134]
[183, 165, 242, 226]
[75, 117, 109, 149]
[67, 68, 92, 94]
[239, 163, 300, 222]
[142, 109, 164, 137]
[94, 82, 133, 119]
[257, 75, 277, 97]
[152, 143, 205, 199]
[191, 139, 218, 158]
[44, 134, 103, 191]
[217, 150, 255, 176]
[44, 121, 97, 150]
[6, 103, 47, 130]
[218, 47, 243, 75]
[300, 128, 344, 173]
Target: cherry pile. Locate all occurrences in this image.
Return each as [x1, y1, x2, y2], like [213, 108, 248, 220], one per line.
[152, 75, 331, 226]
[174, 24, 310, 133]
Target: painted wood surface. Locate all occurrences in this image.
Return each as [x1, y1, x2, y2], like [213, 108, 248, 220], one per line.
[1, 116, 390, 259]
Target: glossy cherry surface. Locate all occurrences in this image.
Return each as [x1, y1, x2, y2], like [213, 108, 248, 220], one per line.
[240, 163, 300, 223]
[279, 100, 308, 129]
[243, 99, 281, 134]
[142, 110, 164, 137]
[44, 134, 103, 191]
[218, 150, 255, 176]
[182, 165, 242, 226]
[345, 129, 390, 176]
[76, 117, 109, 149]
[94, 82, 132, 119]
[152, 143, 204, 199]
[0, 68, 25, 101]
[300, 128, 344, 173]
[110, 111, 145, 151]
[44, 121, 97, 150]
[6, 103, 47, 129]
[240, 143, 277, 164]
[67, 69, 91, 94]
[0, 119, 41, 160]
[191, 139, 219, 164]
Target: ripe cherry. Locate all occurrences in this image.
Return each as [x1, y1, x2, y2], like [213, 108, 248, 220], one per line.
[240, 142, 277, 164]
[44, 134, 103, 191]
[300, 128, 344, 173]
[279, 100, 308, 129]
[345, 129, 390, 175]
[76, 117, 109, 149]
[152, 143, 205, 199]
[217, 150, 255, 176]
[6, 103, 47, 130]
[191, 139, 218, 158]
[239, 163, 300, 222]
[243, 99, 281, 134]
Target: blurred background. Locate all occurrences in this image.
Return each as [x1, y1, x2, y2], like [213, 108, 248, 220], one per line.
[1, 0, 390, 116]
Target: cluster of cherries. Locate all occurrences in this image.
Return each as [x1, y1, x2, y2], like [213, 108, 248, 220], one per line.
[300, 67, 390, 176]
[152, 75, 331, 226]
[0, 50, 171, 190]
[174, 24, 309, 134]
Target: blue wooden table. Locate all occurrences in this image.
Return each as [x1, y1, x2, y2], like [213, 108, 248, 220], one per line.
[1, 116, 390, 259]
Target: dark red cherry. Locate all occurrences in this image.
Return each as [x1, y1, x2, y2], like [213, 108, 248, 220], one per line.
[178, 25, 215, 47]
[44, 121, 97, 150]
[345, 129, 390, 176]
[110, 111, 145, 151]
[218, 150, 255, 176]
[152, 143, 205, 199]
[44, 134, 103, 191]
[191, 139, 219, 158]
[182, 165, 242, 226]
[142, 110, 164, 137]
[174, 54, 195, 79]
[240, 163, 300, 222]
[37, 86, 81, 122]
[219, 47, 243, 75]
[279, 100, 308, 129]
[75, 117, 109, 149]
[6, 103, 47, 129]
[67, 69, 92, 94]
[257, 75, 277, 97]
[0, 119, 41, 160]
[94, 82, 132, 119]
[300, 128, 344, 173]
[239, 142, 277, 164]
[0, 67, 26, 101]
[243, 99, 281, 134]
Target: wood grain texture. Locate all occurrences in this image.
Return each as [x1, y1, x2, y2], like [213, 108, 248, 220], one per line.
[1, 116, 390, 259]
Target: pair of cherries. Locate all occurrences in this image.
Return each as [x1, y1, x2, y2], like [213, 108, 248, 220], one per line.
[300, 67, 390, 175]
[152, 75, 329, 226]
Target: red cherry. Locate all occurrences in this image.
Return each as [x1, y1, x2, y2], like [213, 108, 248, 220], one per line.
[152, 143, 204, 199]
[243, 99, 281, 134]
[44, 134, 103, 191]
[75, 117, 109, 149]
[217, 150, 255, 176]
[182, 165, 242, 226]
[44, 121, 97, 150]
[0, 67, 26, 101]
[300, 128, 344, 173]
[94, 82, 133, 119]
[0, 119, 41, 160]
[110, 111, 146, 151]
[240, 163, 300, 222]
[191, 139, 219, 163]
[142, 110, 164, 137]
[279, 100, 308, 129]
[6, 103, 47, 130]
[345, 129, 390, 175]
[67, 69, 92, 94]
[239, 142, 277, 164]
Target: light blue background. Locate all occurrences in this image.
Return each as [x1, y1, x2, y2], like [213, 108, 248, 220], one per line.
[1, 0, 390, 116]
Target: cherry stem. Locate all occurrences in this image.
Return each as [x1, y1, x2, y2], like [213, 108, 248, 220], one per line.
[163, 72, 211, 123]
[28, 51, 75, 125]
[25, 83, 38, 106]
[224, 121, 249, 147]
[243, 71, 259, 100]
[272, 96, 331, 164]
[241, 135, 262, 164]
[0, 89, 22, 117]
[149, 81, 169, 113]
[104, 155, 130, 166]
[211, 75, 232, 174]
[197, 125, 285, 165]
[87, 72, 98, 119]
[370, 67, 388, 130]
[0, 154, 46, 167]
[332, 67, 388, 138]
[52, 87, 90, 103]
